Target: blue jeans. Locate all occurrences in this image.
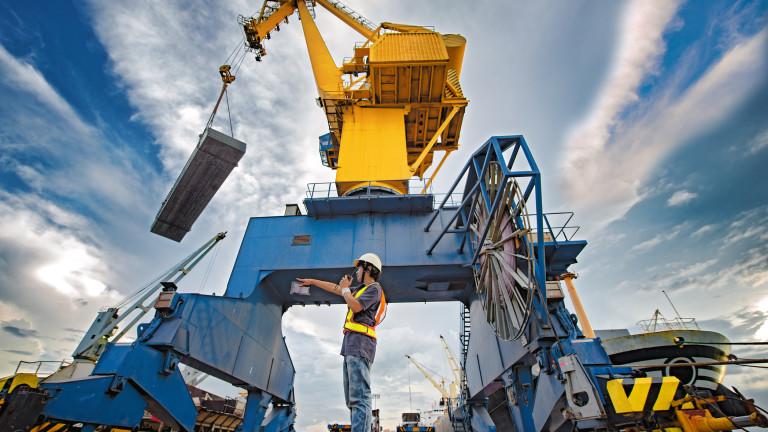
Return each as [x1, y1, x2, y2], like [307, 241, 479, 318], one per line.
[343, 354, 372, 432]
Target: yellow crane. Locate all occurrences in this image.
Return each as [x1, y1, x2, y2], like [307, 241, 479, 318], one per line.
[439, 335, 462, 396]
[240, 0, 468, 196]
[405, 354, 457, 407]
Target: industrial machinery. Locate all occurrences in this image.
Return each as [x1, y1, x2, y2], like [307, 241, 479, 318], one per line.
[240, 0, 468, 197]
[440, 335, 462, 396]
[397, 412, 434, 432]
[328, 409, 380, 432]
[2, 1, 766, 432]
[405, 352, 457, 407]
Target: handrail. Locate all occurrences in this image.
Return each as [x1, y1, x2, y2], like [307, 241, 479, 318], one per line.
[305, 178, 434, 199]
[526, 212, 580, 242]
[15, 360, 71, 376]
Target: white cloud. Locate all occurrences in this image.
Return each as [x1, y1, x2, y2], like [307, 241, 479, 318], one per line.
[749, 128, 768, 154]
[725, 206, 768, 245]
[667, 190, 697, 206]
[86, 0, 336, 228]
[0, 191, 116, 301]
[0, 41, 197, 380]
[630, 223, 685, 253]
[562, 10, 768, 232]
[561, 0, 681, 223]
[0, 192, 127, 367]
[0, 45, 92, 134]
[691, 224, 715, 237]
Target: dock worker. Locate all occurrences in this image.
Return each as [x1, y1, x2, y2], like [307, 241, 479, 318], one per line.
[297, 252, 387, 432]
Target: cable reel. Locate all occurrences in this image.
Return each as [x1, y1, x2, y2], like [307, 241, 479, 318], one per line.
[469, 161, 536, 341]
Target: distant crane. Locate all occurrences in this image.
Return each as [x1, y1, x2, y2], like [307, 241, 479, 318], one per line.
[439, 335, 461, 397]
[404, 352, 457, 407]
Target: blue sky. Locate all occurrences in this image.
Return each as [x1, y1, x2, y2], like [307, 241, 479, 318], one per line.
[1, 1, 767, 430]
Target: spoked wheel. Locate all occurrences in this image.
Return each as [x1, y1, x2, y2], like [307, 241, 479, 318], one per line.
[469, 162, 536, 341]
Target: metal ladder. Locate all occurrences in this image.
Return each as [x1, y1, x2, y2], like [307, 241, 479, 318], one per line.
[459, 303, 470, 392]
[452, 303, 471, 432]
[324, 0, 376, 31]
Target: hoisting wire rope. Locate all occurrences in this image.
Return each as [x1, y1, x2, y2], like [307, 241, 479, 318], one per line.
[418, 360, 450, 384]
[198, 237, 223, 293]
[112, 250, 199, 310]
[225, 85, 234, 136]
[224, 35, 244, 66]
[674, 337, 768, 346]
[625, 357, 768, 369]
[207, 36, 248, 138]
[232, 47, 248, 76]
[113, 276, 163, 310]
[204, 83, 228, 133]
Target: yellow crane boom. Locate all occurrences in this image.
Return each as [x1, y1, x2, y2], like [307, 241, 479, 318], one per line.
[440, 335, 462, 398]
[240, 0, 468, 196]
[405, 354, 450, 404]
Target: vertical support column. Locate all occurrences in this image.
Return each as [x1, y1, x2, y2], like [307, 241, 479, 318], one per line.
[240, 389, 273, 432]
[533, 169, 548, 319]
[561, 273, 596, 338]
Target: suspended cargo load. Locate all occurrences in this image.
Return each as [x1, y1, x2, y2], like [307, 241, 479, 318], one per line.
[151, 127, 246, 242]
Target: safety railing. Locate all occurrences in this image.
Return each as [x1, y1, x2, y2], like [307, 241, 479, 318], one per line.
[15, 359, 70, 376]
[528, 211, 581, 248]
[637, 314, 700, 333]
[323, 0, 377, 32]
[305, 178, 434, 199]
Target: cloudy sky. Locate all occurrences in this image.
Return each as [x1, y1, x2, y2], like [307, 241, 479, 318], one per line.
[1, 0, 767, 430]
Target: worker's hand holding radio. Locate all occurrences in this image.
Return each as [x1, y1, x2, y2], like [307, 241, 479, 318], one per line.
[339, 274, 353, 289]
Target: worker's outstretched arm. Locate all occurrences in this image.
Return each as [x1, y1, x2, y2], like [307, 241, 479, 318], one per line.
[296, 277, 363, 312]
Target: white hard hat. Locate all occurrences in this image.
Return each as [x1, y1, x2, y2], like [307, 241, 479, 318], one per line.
[354, 253, 382, 274]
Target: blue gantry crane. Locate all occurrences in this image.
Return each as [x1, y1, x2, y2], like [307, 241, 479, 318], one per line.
[6, 137, 763, 432]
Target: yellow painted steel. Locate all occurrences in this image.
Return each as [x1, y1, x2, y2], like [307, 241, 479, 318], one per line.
[31, 422, 68, 432]
[314, 0, 374, 39]
[606, 377, 680, 414]
[0, 372, 40, 409]
[297, 1, 343, 99]
[674, 409, 737, 432]
[443, 34, 467, 78]
[243, 2, 295, 51]
[420, 150, 451, 194]
[607, 378, 652, 413]
[560, 273, 596, 338]
[244, 1, 469, 194]
[0, 372, 39, 394]
[410, 106, 459, 174]
[336, 107, 411, 195]
[652, 377, 681, 411]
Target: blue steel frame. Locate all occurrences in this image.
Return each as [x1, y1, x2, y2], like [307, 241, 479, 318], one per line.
[425, 135, 547, 311]
[30, 135, 626, 432]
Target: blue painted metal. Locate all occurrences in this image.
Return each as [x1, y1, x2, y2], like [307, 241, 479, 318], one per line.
[240, 390, 273, 432]
[470, 405, 496, 432]
[223, 211, 474, 303]
[31, 135, 639, 432]
[319, 133, 332, 167]
[41, 343, 196, 430]
[262, 402, 296, 432]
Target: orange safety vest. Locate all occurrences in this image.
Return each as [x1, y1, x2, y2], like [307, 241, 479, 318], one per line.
[343, 282, 386, 339]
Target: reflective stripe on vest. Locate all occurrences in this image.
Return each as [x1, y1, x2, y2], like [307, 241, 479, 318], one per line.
[343, 282, 386, 339]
